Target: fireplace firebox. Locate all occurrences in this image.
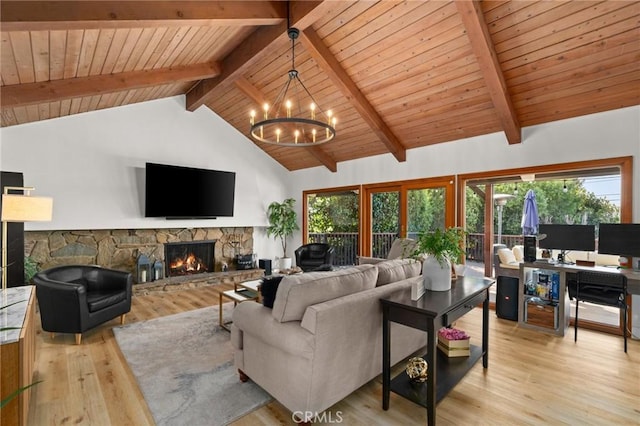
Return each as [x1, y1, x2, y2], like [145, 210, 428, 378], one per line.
[164, 240, 216, 277]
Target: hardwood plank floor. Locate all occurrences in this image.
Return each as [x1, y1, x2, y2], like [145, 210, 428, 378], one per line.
[27, 284, 640, 425]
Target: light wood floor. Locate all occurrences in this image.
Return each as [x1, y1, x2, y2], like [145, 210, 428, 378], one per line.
[28, 284, 640, 425]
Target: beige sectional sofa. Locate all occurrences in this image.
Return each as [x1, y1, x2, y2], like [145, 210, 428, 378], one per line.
[230, 259, 426, 416]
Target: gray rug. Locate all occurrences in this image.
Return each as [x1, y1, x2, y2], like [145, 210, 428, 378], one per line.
[113, 305, 272, 426]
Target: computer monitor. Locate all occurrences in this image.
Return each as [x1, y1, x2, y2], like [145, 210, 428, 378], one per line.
[538, 224, 595, 263]
[598, 223, 640, 258]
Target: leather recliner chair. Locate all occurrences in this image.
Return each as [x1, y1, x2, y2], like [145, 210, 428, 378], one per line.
[294, 243, 335, 272]
[34, 265, 133, 344]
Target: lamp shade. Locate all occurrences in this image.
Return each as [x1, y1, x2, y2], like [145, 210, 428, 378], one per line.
[1, 194, 53, 222]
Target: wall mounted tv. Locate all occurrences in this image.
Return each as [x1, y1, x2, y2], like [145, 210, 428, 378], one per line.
[598, 223, 640, 258]
[538, 224, 595, 252]
[144, 162, 235, 219]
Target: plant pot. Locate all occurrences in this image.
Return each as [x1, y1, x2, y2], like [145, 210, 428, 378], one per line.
[279, 257, 292, 270]
[422, 255, 452, 292]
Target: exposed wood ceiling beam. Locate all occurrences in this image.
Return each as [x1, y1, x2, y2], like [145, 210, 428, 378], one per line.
[186, 1, 326, 111]
[234, 77, 337, 172]
[455, 1, 521, 145]
[300, 28, 407, 163]
[2, 62, 222, 107]
[0, 1, 285, 30]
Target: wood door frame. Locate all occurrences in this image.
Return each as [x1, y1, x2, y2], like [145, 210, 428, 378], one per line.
[362, 175, 456, 257]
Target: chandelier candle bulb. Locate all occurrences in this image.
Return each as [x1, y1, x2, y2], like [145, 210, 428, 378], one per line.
[263, 103, 269, 120]
[310, 103, 316, 120]
[286, 100, 292, 118]
[294, 130, 299, 144]
[249, 110, 256, 125]
[276, 128, 281, 143]
[312, 129, 316, 142]
[327, 110, 333, 125]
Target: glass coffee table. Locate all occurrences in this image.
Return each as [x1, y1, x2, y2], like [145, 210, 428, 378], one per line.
[219, 279, 262, 331]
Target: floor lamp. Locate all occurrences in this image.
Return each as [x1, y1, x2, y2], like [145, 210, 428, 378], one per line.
[1, 186, 53, 291]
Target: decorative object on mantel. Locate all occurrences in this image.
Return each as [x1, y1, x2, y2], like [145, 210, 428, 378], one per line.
[1, 186, 53, 291]
[437, 327, 470, 357]
[248, 4, 336, 146]
[136, 254, 152, 284]
[266, 198, 299, 271]
[405, 357, 428, 383]
[413, 227, 466, 292]
[152, 260, 163, 281]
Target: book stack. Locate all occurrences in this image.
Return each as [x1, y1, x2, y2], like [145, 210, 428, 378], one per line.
[437, 327, 470, 357]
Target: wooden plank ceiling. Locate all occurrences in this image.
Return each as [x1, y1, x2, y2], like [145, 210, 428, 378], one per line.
[2, 1, 639, 172]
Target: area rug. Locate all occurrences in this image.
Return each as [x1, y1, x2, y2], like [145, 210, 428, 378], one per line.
[113, 305, 272, 426]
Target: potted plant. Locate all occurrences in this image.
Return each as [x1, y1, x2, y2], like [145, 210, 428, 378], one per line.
[266, 198, 299, 270]
[413, 227, 466, 291]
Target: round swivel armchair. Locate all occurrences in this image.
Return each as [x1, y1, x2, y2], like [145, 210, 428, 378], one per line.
[34, 265, 133, 344]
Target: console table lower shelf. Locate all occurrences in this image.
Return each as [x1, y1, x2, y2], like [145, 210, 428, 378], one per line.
[390, 345, 483, 406]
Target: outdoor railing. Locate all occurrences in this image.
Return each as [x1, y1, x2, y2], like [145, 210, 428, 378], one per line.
[310, 232, 525, 265]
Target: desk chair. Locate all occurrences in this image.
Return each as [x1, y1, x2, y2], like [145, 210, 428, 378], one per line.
[574, 270, 627, 352]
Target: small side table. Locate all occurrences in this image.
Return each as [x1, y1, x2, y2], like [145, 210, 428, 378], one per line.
[219, 279, 262, 331]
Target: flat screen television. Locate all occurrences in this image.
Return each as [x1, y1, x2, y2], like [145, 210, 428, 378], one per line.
[598, 223, 640, 257]
[538, 224, 595, 252]
[144, 162, 235, 219]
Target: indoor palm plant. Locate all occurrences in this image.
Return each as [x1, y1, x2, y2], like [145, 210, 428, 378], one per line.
[266, 198, 299, 270]
[413, 227, 467, 291]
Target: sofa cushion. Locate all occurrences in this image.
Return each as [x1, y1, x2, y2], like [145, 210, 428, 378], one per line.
[260, 276, 284, 308]
[375, 259, 421, 286]
[272, 265, 378, 323]
[497, 248, 518, 265]
[86, 290, 126, 313]
[512, 245, 524, 262]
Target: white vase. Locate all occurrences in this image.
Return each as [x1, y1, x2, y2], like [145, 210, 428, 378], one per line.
[422, 255, 452, 292]
[280, 257, 292, 270]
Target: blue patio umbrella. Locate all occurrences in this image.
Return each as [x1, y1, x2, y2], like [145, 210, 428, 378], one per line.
[521, 189, 539, 235]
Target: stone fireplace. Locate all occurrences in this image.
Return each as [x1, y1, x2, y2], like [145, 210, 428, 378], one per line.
[164, 240, 216, 277]
[24, 227, 255, 282]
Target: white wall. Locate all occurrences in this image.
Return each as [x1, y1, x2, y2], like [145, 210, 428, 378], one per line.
[0, 96, 292, 260]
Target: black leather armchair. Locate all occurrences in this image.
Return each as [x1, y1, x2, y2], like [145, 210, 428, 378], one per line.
[34, 265, 133, 344]
[295, 243, 335, 272]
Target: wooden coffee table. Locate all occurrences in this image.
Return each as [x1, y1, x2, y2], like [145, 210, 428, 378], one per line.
[219, 279, 262, 331]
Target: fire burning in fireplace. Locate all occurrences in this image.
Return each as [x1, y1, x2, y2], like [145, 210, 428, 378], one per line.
[169, 252, 208, 275]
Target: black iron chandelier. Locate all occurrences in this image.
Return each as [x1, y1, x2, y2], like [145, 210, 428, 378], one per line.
[249, 26, 336, 146]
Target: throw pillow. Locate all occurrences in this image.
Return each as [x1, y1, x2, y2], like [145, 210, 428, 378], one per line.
[260, 276, 284, 309]
[512, 245, 525, 262]
[497, 248, 518, 265]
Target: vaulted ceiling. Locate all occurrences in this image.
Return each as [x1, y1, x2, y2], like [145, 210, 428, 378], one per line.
[2, 1, 639, 172]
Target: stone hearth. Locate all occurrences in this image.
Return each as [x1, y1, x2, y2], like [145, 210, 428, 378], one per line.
[25, 227, 254, 284]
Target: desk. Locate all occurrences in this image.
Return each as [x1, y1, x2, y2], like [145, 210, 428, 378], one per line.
[381, 276, 494, 426]
[519, 262, 640, 336]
